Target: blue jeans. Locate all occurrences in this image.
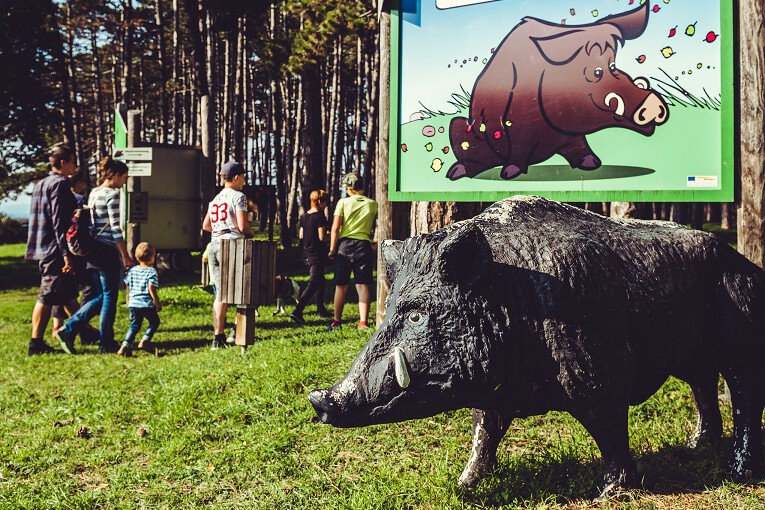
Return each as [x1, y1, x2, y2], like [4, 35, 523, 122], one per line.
[63, 267, 120, 345]
[124, 307, 160, 344]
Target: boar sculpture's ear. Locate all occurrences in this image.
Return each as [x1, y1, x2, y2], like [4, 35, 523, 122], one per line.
[438, 222, 490, 288]
[381, 240, 404, 283]
[598, 3, 649, 41]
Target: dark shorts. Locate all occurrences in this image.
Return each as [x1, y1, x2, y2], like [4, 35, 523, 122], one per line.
[52, 267, 99, 319]
[38, 255, 78, 306]
[334, 239, 374, 285]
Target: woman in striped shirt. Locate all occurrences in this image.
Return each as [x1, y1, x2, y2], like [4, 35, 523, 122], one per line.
[55, 156, 134, 354]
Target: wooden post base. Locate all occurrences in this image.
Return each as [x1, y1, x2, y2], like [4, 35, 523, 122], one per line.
[235, 307, 257, 347]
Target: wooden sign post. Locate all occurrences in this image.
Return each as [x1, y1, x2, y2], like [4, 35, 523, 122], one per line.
[219, 239, 276, 353]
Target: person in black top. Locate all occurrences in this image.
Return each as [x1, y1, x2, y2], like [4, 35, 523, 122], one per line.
[291, 190, 332, 325]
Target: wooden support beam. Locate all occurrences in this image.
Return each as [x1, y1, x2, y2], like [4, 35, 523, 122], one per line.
[738, 0, 765, 267]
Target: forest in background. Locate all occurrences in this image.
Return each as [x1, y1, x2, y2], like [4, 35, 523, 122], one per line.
[1, 0, 380, 247]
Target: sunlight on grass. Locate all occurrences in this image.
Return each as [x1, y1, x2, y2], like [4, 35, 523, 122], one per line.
[0, 242, 762, 508]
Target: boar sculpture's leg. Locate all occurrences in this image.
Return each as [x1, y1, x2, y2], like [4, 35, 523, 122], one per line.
[686, 373, 723, 448]
[457, 409, 511, 489]
[574, 404, 637, 501]
[556, 137, 601, 171]
[726, 377, 764, 481]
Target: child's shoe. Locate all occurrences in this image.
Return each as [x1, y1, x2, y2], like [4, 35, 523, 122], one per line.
[327, 320, 342, 332]
[99, 340, 120, 354]
[117, 342, 133, 357]
[290, 312, 306, 326]
[358, 321, 370, 331]
[79, 326, 99, 345]
[211, 334, 228, 351]
[138, 337, 157, 355]
[54, 329, 77, 355]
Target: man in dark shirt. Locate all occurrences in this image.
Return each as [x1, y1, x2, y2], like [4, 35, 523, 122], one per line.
[25, 146, 81, 355]
[290, 190, 332, 324]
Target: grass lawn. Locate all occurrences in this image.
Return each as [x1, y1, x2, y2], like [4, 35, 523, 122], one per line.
[0, 241, 763, 509]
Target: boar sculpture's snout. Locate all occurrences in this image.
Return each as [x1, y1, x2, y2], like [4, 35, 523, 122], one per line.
[308, 389, 336, 424]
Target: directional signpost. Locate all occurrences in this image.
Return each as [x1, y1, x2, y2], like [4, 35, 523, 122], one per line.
[114, 147, 153, 177]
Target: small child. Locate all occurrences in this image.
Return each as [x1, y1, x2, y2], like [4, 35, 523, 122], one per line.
[119, 242, 161, 357]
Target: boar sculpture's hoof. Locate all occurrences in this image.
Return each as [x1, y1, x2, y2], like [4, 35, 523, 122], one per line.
[577, 154, 602, 171]
[500, 165, 524, 180]
[447, 163, 469, 181]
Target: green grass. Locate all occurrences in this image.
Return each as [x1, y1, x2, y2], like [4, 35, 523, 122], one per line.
[0, 242, 763, 509]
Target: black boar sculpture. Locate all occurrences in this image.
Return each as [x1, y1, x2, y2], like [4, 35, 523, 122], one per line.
[309, 196, 765, 500]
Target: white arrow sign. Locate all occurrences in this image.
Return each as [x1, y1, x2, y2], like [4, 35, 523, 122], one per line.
[436, 0, 498, 9]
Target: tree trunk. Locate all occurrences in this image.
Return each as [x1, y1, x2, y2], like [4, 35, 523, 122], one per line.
[332, 37, 345, 200]
[120, 0, 133, 107]
[302, 64, 324, 201]
[364, 33, 379, 198]
[287, 77, 303, 227]
[269, 7, 290, 248]
[353, 36, 363, 174]
[376, 9, 411, 326]
[90, 30, 105, 164]
[409, 202, 482, 235]
[233, 17, 245, 162]
[172, 0, 180, 142]
[55, 15, 76, 154]
[738, 0, 765, 267]
[183, 0, 214, 213]
[155, 0, 169, 143]
[324, 42, 340, 203]
[610, 202, 645, 219]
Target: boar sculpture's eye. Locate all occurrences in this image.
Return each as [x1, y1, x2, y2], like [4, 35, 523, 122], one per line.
[609, 62, 616, 71]
[594, 67, 603, 79]
[408, 311, 424, 324]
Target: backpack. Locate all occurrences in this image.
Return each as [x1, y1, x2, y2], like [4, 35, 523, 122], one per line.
[66, 208, 106, 257]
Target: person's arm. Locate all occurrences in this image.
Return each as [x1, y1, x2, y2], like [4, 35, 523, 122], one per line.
[299, 227, 304, 240]
[50, 180, 75, 272]
[148, 284, 162, 312]
[124, 283, 130, 303]
[317, 225, 325, 243]
[329, 215, 343, 257]
[202, 210, 212, 232]
[105, 190, 133, 268]
[236, 210, 254, 238]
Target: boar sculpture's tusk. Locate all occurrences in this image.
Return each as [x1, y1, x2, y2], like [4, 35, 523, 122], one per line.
[604, 92, 625, 117]
[393, 347, 410, 389]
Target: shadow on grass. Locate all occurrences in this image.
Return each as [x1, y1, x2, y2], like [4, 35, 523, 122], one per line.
[463, 440, 734, 507]
[0, 255, 40, 291]
[154, 338, 210, 350]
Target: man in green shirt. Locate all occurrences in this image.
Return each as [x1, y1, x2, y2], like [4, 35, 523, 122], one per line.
[328, 173, 378, 330]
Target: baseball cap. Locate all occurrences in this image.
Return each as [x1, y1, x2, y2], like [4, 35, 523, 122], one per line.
[221, 160, 246, 180]
[341, 173, 363, 191]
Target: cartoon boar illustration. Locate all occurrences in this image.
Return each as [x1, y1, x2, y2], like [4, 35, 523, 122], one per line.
[309, 197, 765, 500]
[447, 3, 669, 181]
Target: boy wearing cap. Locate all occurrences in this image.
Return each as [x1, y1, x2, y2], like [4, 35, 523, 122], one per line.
[328, 173, 378, 330]
[202, 161, 254, 349]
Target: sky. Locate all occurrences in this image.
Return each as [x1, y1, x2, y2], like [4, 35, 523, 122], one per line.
[0, 186, 33, 220]
[399, 0, 724, 119]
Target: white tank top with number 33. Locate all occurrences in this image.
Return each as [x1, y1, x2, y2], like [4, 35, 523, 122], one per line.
[208, 188, 247, 240]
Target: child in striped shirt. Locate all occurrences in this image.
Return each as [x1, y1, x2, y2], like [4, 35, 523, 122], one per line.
[119, 242, 161, 357]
